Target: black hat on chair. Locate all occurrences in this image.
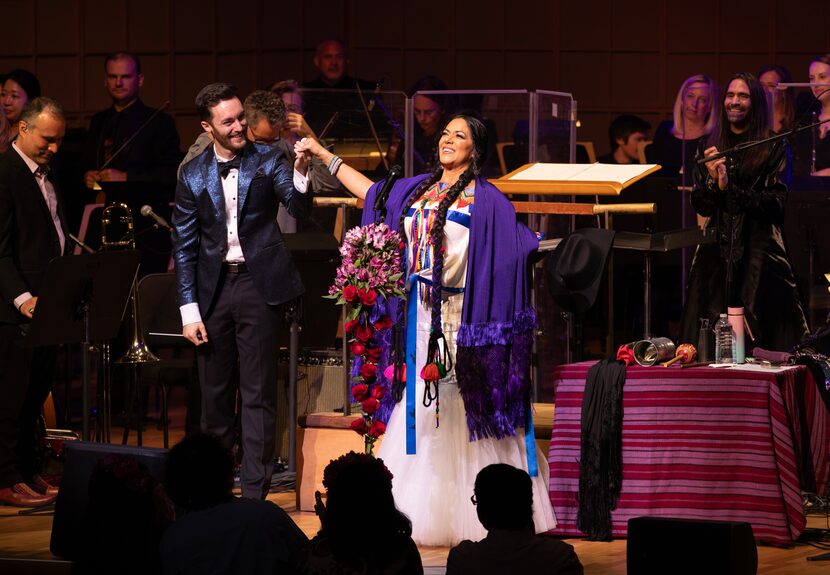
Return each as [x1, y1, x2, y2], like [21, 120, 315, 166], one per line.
[544, 228, 615, 314]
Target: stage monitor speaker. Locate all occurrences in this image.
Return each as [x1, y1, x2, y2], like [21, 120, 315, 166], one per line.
[275, 349, 346, 460]
[627, 516, 757, 575]
[50, 441, 168, 560]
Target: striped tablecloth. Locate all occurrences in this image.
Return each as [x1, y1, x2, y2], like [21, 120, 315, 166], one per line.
[547, 362, 829, 544]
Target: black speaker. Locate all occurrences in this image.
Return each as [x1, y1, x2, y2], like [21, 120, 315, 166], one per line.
[50, 441, 167, 559]
[627, 516, 757, 575]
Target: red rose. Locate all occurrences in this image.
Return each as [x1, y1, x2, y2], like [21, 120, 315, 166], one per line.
[365, 346, 382, 361]
[368, 420, 386, 439]
[342, 285, 359, 303]
[344, 319, 359, 333]
[351, 383, 369, 401]
[355, 324, 373, 342]
[361, 397, 380, 415]
[360, 363, 377, 379]
[373, 315, 393, 331]
[350, 417, 368, 436]
[350, 342, 366, 356]
[371, 385, 386, 400]
[361, 289, 377, 307]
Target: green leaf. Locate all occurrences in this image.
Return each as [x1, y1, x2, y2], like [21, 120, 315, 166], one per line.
[347, 305, 361, 321]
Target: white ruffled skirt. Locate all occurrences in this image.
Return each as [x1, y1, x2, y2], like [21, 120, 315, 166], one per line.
[376, 292, 557, 547]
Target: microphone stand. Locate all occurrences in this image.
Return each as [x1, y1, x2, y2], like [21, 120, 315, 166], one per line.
[695, 116, 830, 166]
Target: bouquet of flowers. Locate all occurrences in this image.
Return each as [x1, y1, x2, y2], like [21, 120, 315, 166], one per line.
[326, 223, 405, 455]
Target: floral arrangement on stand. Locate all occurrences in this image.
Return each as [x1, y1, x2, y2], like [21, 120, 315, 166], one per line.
[326, 223, 405, 455]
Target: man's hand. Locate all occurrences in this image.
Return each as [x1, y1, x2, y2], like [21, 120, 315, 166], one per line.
[83, 170, 101, 189]
[294, 148, 310, 176]
[703, 146, 728, 190]
[183, 322, 208, 346]
[97, 169, 127, 182]
[18, 296, 37, 319]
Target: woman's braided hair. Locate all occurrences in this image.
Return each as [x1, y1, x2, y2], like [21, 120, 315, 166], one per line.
[391, 114, 489, 389]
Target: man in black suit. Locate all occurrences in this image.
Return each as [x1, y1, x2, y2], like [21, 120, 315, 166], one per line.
[172, 83, 312, 499]
[0, 97, 70, 506]
[82, 51, 181, 192]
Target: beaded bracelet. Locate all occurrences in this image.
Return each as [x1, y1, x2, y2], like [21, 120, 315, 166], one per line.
[327, 155, 343, 176]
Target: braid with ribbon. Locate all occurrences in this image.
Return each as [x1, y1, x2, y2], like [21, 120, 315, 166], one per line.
[391, 114, 489, 426]
[420, 165, 478, 425]
[389, 165, 442, 402]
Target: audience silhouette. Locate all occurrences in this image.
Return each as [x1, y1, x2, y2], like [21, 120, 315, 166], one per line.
[160, 433, 308, 575]
[447, 464, 583, 575]
[301, 451, 423, 574]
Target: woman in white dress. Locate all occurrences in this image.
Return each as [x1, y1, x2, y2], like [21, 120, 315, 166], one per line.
[295, 115, 556, 546]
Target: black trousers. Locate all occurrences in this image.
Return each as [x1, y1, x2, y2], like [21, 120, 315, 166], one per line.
[197, 270, 281, 499]
[0, 323, 57, 488]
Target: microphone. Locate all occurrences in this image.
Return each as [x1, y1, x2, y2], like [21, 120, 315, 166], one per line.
[374, 165, 403, 214]
[140, 205, 172, 231]
[367, 78, 384, 112]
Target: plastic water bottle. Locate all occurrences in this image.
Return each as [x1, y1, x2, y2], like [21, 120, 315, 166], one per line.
[714, 313, 733, 364]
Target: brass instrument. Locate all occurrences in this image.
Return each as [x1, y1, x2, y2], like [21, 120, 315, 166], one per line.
[98, 203, 158, 443]
[101, 202, 136, 249]
[101, 203, 159, 364]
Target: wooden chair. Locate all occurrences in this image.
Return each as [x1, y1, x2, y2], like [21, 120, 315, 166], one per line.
[576, 141, 597, 163]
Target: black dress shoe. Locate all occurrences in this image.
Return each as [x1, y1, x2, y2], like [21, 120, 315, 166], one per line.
[0, 483, 56, 507]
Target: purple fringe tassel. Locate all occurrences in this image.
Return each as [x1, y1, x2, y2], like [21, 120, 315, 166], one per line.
[456, 311, 535, 441]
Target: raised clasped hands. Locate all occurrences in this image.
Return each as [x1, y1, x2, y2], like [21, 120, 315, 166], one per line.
[293, 137, 326, 176]
[703, 146, 728, 190]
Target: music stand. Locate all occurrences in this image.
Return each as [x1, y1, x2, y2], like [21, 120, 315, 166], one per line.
[26, 251, 140, 441]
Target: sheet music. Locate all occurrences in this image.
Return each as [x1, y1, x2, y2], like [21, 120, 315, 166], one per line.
[509, 162, 659, 184]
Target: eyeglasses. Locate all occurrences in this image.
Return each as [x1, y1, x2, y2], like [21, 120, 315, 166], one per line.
[470, 493, 477, 506]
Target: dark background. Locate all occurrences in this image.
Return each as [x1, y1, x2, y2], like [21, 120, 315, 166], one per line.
[3, 0, 830, 157]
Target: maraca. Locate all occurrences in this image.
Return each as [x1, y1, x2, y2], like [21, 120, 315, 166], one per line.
[661, 343, 697, 367]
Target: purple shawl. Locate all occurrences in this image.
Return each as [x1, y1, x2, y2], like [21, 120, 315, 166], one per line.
[357, 174, 538, 441]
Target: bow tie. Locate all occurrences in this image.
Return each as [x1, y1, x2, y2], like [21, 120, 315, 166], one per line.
[218, 156, 241, 178]
[35, 165, 50, 179]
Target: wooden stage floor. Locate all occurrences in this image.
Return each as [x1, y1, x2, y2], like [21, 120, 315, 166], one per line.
[1, 394, 828, 574]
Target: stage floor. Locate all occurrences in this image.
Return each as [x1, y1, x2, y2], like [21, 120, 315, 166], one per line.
[1, 390, 828, 574]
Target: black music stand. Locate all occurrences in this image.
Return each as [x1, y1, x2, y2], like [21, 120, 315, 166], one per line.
[281, 233, 340, 474]
[26, 251, 140, 441]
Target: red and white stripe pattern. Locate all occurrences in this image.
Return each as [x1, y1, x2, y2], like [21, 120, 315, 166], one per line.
[547, 363, 829, 545]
